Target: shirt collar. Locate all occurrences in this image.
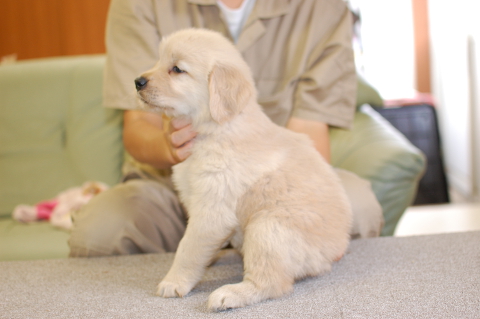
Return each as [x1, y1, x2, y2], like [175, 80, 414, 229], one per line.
[188, 0, 216, 4]
[187, 0, 289, 52]
[187, 0, 289, 19]
[255, 0, 289, 19]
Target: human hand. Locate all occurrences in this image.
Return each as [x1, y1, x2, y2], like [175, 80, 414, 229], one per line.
[163, 116, 197, 164]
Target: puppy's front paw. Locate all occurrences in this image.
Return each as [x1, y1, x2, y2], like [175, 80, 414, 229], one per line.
[156, 280, 191, 298]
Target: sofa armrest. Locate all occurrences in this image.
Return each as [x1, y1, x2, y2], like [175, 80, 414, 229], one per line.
[330, 105, 426, 236]
[0, 55, 124, 217]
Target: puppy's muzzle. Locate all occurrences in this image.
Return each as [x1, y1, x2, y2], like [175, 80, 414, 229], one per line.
[135, 77, 149, 91]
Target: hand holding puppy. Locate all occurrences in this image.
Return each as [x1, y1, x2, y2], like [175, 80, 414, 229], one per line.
[123, 110, 197, 169]
[163, 116, 197, 164]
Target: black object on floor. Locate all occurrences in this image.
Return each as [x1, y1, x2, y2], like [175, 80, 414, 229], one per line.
[375, 104, 450, 205]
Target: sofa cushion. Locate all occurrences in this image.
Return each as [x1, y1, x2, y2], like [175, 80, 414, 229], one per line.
[0, 219, 69, 260]
[0, 55, 124, 217]
[356, 73, 384, 108]
[330, 105, 426, 235]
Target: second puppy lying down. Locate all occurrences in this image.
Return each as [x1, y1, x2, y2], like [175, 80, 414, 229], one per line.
[135, 28, 352, 311]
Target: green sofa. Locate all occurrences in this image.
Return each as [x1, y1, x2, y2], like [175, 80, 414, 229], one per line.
[0, 55, 425, 261]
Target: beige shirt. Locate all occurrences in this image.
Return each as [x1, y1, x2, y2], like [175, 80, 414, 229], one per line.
[103, 0, 356, 129]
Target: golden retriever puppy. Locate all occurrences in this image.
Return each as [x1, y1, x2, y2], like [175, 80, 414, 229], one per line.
[135, 28, 352, 311]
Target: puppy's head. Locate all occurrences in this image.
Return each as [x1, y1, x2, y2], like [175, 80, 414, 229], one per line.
[135, 28, 256, 124]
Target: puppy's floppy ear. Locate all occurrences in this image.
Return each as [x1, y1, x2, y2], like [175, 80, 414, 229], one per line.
[208, 64, 254, 124]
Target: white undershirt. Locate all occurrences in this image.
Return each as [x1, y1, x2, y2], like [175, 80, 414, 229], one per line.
[216, 0, 256, 42]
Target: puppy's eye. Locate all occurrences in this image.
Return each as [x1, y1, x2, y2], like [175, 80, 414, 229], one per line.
[172, 66, 185, 74]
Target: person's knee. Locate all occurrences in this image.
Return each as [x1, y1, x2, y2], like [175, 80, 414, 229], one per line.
[68, 181, 156, 255]
[335, 169, 384, 238]
[69, 179, 186, 257]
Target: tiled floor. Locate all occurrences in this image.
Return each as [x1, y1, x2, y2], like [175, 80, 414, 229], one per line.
[394, 202, 480, 237]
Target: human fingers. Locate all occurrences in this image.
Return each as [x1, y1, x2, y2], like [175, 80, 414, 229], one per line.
[174, 140, 194, 162]
[170, 124, 197, 148]
[162, 116, 196, 164]
[170, 117, 192, 130]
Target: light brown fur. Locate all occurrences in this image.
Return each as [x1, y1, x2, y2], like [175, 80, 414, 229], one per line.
[136, 28, 352, 311]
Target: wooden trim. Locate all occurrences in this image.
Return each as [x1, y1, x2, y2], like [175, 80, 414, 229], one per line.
[412, 0, 431, 93]
[0, 0, 110, 60]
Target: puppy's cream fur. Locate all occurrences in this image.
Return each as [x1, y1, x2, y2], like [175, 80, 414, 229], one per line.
[137, 28, 352, 311]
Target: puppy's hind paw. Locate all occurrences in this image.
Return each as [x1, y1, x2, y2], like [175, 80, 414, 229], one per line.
[156, 280, 190, 298]
[207, 283, 255, 312]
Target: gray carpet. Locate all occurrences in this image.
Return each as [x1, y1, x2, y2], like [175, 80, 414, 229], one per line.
[1, 231, 479, 318]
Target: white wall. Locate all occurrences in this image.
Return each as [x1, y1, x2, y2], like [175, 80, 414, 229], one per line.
[429, 0, 480, 199]
[468, 3, 480, 200]
[353, 0, 416, 99]
[470, 35, 480, 200]
[354, 0, 480, 200]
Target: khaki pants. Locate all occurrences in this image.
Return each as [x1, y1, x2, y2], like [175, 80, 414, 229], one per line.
[68, 169, 383, 257]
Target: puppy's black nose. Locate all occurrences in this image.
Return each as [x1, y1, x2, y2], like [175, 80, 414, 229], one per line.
[135, 77, 148, 91]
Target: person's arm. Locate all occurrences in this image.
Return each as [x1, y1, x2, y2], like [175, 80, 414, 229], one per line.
[286, 117, 331, 163]
[123, 110, 197, 169]
[104, 0, 162, 111]
[286, 5, 355, 164]
[104, 1, 199, 169]
[291, 6, 356, 131]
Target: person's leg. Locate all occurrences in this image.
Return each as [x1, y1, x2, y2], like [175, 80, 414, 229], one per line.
[68, 179, 187, 257]
[335, 168, 384, 238]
